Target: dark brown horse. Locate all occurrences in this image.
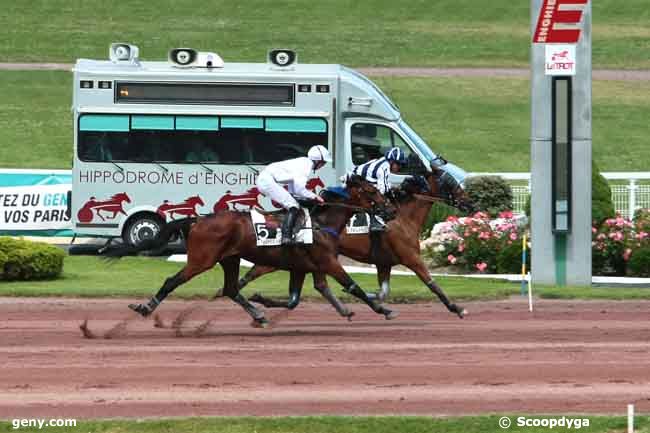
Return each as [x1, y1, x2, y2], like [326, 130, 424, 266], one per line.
[230, 164, 475, 319]
[102, 175, 396, 326]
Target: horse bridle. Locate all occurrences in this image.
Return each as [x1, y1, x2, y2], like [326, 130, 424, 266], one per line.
[433, 171, 464, 209]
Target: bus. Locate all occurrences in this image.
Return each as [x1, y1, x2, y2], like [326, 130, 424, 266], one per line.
[71, 44, 452, 245]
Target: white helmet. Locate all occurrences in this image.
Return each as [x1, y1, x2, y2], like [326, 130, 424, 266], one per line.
[307, 145, 332, 163]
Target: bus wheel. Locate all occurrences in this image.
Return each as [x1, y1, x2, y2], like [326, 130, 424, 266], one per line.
[123, 214, 163, 246]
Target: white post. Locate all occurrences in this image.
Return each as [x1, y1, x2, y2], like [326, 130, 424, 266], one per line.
[629, 179, 637, 220]
[628, 403, 634, 433]
[527, 272, 534, 312]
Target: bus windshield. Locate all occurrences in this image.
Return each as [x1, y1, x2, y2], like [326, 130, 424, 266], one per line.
[397, 120, 439, 163]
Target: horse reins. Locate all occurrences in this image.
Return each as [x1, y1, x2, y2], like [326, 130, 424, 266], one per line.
[412, 193, 449, 204]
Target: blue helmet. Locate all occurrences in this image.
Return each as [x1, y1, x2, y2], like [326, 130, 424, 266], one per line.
[385, 147, 407, 164]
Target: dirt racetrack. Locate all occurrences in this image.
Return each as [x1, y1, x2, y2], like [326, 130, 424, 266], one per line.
[1, 296, 650, 418]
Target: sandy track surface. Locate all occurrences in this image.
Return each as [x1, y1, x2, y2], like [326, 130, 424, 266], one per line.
[1, 297, 650, 418]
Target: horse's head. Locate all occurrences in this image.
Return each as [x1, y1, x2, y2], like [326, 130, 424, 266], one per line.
[426, 164, 476, 213]
[344, 174, 395, 220]
[112, 192, 131, 203]
[190, 195, 205, 206]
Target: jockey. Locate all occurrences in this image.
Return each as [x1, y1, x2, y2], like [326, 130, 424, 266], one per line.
[351, 147, 407, 231]
[256, 145, 332, 244]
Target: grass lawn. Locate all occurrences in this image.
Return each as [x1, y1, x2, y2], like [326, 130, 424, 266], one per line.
[1, 0, 649, 69]
[1, 415, 648, 433]
[0, 255, 648, 301]
[0, 71, 648, 172]
[0, 255, 519, 302]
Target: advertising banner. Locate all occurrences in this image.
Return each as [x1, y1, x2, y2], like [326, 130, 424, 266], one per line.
[0, 169, 72, 236]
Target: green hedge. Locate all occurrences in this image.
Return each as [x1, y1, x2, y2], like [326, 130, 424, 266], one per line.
[464, 176, 513, 217]
[0, 237, 65, 281]
[628, 245, 650, 278]
[592, 162, 616, 225]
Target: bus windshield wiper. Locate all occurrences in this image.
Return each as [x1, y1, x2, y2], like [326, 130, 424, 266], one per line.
[154, 162, 169, 173]
[199, 162, 213, 173]
[110, 161, 124, 172]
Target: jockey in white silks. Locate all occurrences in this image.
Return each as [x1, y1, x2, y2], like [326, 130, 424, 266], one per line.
[256, 145, 332, 244]
[350, 147, 407, 231]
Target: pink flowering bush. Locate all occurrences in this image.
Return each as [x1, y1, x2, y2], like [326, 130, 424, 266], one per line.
[592, 215, 650, 276]
[424, 211, 528, 273]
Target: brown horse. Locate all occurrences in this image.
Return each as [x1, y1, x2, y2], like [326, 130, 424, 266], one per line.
[102, 175, 396, 326]
[231, 164, 475, 319]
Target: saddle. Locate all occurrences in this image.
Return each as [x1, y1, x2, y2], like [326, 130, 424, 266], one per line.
[250, 208, 313, 246]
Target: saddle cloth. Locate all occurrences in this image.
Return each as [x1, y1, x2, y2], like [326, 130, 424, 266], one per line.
[346, 213, 371, 234]
[345, 213, 386, 234]
[250, 208, 313, 246]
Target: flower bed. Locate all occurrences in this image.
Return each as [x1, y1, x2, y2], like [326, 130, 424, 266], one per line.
[422, 211, 529, 274]
[592, 214, 650, 276]
[421, 210, 650, 277]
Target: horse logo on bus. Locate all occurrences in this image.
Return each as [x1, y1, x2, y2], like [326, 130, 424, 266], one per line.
[77, 192, 131, 223]
[157, 196, 205, 220]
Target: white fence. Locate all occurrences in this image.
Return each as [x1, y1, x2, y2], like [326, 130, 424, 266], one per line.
[471, 172, 650, 219]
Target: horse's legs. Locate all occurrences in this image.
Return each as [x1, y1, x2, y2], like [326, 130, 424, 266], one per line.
[215, 264, 276, 299]
[312, 272, 355, 319]
[129, 260, 211, 317]
[402, 256, 466, 318]
[286, 271, 305, 309]
[366, 265, 392, 302]
[222, 256, 267, 325]
[247, 271, 305, 310]
[129, 237, 223, 317]
[324, 259, 397, 320]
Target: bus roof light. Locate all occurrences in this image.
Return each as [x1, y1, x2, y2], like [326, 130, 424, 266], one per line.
[268, 49, 297, 69]
[109, 43, 140, 64]
[168, 48, 224, 68]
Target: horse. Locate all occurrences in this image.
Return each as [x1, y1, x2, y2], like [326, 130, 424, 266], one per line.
[157, 195, 205, 219]
[229, 163, 475, 319]
[77, 192, 131, 223]
[101, 175, 396, 327]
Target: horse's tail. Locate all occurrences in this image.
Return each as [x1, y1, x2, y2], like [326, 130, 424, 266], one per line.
[102, 217, 197, 259]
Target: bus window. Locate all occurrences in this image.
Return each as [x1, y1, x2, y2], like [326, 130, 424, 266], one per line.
[350, 122, 416, 173]
[77, 114, 328, 165]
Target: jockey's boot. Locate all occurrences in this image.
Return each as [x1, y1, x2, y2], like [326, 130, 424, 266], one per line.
[282, 207, 300, 245]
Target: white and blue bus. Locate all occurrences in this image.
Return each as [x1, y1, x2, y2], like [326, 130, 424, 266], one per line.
[71, 44, 450, 245]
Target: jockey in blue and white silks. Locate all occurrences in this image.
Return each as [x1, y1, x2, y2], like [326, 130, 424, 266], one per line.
[352, 148, 407, 195]
[351, 147, 407, 231]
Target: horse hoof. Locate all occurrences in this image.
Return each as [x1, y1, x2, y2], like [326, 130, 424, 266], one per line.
[128, 303, 151, 317]
[251, 317, 270, 329]
[384, 309, 399, 320]
[457, 308, 467, 319]
[345, 311, 355, 321]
